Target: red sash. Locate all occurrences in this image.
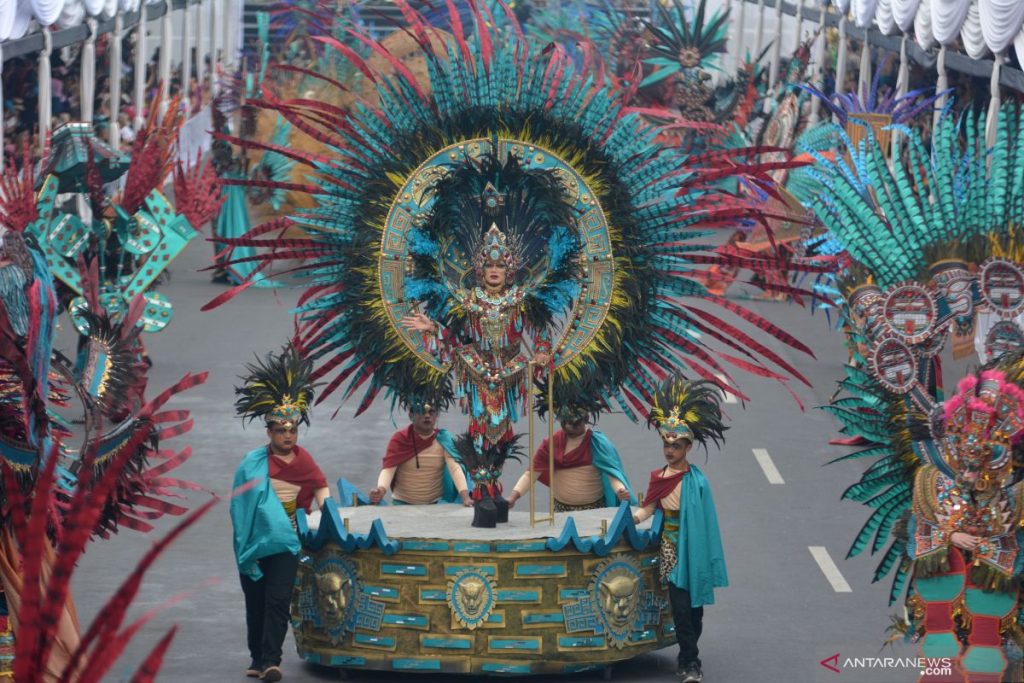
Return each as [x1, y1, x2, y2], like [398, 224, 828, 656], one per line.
[268, 445, 328, 512]
[642, 466, 687, 509]
[532, 430, 593, 486]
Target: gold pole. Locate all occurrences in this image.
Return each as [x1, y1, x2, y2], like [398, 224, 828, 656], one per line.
[528, 360, 536, 527]
[547, 364, 555, 526]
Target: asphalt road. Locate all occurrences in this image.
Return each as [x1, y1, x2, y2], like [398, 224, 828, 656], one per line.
[69, 235, 924, 683]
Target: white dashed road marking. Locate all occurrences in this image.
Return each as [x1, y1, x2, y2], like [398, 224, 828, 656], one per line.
[752, 448, 785, 484]
[809, 546, 853, 593]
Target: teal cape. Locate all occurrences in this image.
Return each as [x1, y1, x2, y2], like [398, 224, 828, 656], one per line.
[669, 464, 728, 607]
[590, 430, 637, 507]
[434, 429, 471, 503]
[217, 172, 277, 288]
[230, 446, 300, 580]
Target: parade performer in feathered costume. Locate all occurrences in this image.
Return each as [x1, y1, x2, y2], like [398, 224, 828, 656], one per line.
[231, 344, 330, 682]
[369, 391, 472, 507]
[632, 376, 728, 683]
[801, 102, 1024, 681]
[209, 1, 818, 527]
[508, 402, 634, 511]
[0, 119, 212, 680]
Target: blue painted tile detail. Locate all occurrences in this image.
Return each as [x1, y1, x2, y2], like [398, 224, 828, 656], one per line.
[515, 563, 566, 577]
[328, 656, 366, 666]
[381, 563, 426, 576]
[445, 565, 496, 577]
[354, 634, 395, 648]
[559, 636, 605, 648]
[495, 540, 548, 552]
[486, 613, 505, 625]
[402, 540, 450, 552]
[523, 612, 564, 625]
[362, 585, 399, 600]
[496, 589, 540, 602]
[419, 589, 447, 602]
[422, 637, 472, 650]
[490, 638, 540, 651]
[630, 629, 657, 642]
[482, 663, 532, 674]
[393, 659, 442, 671]
[453, 541, 490, 553]
[563, 663, 601, 673]
[663, 623, 676, 635]
[559, 588, 588, 601]
[383, 613, 428, 628]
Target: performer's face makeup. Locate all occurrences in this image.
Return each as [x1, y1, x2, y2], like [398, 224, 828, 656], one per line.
[560, 418, 587, 438]
[410, 407, 438, 435]
[268, 424, 298, 455]
[483, 262, 508, 289]
[662, 439, 692, 468]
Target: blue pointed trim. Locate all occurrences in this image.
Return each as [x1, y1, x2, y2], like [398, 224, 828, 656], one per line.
[544, 502, 661, 556]
[298, 498, 400, 555]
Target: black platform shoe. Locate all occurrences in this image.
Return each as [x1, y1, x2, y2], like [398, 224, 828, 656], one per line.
[472, 496, 498, 528]
[493, 494, 509, 523]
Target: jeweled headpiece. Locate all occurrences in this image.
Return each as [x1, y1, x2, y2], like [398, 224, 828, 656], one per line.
[473, 223, 518, 275]
[648, 375, 727, 449]
[235, 343, 315, 428]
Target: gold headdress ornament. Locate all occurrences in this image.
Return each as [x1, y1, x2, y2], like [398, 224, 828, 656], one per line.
[235, 343, 315, 428]
[648, 375, 727, 449]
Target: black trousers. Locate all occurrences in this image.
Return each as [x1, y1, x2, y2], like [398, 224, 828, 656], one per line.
[239, 552, 299, 668]
[668, 584, 704, 668]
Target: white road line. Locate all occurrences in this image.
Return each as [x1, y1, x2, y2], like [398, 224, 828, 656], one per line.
[752, 448, 785, 484]
[715, 373, 737, 404]
[808, 546, 853, 593]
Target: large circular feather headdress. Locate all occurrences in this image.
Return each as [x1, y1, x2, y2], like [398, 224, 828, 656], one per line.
[211, 1, 814, 418]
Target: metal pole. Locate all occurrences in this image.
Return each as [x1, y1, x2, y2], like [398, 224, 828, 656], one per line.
[795, 0, 804, 47]
[835, 13, 848, 99]
[768, 0, 784, 88]
[809, 1, 827, 124]
[546, 367, 554, 527]
[528, 360, 536, 527]
[38, 30, 52, 153]
[182, 0, 192, 113]
[986, 55, 1002, 147]
[892, 34, 909, 159]
[133, 5, 147, 130]
[737, 0, 747, 63]
[81, 18, 98, 123]
[857, 38, 870, 99]
[933, 45, 948, 133]
[210, 0, 220, 95]
[160, 8, 171, 113]
[110, 12, 123, 148]
[754, 0, 766, 57]
[195, 0, 205, 106]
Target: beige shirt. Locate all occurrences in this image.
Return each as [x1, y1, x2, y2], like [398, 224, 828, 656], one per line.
[512, 433, 624, 506]
[377, 438, 469, 504]
[633, 466, 685, 522]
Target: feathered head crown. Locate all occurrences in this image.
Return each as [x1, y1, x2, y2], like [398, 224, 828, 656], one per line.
[473, 223, 519, 276]
[648, 375, 727, 448]
[399, 385, 454, 416]
[235, 344, 315, 428]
